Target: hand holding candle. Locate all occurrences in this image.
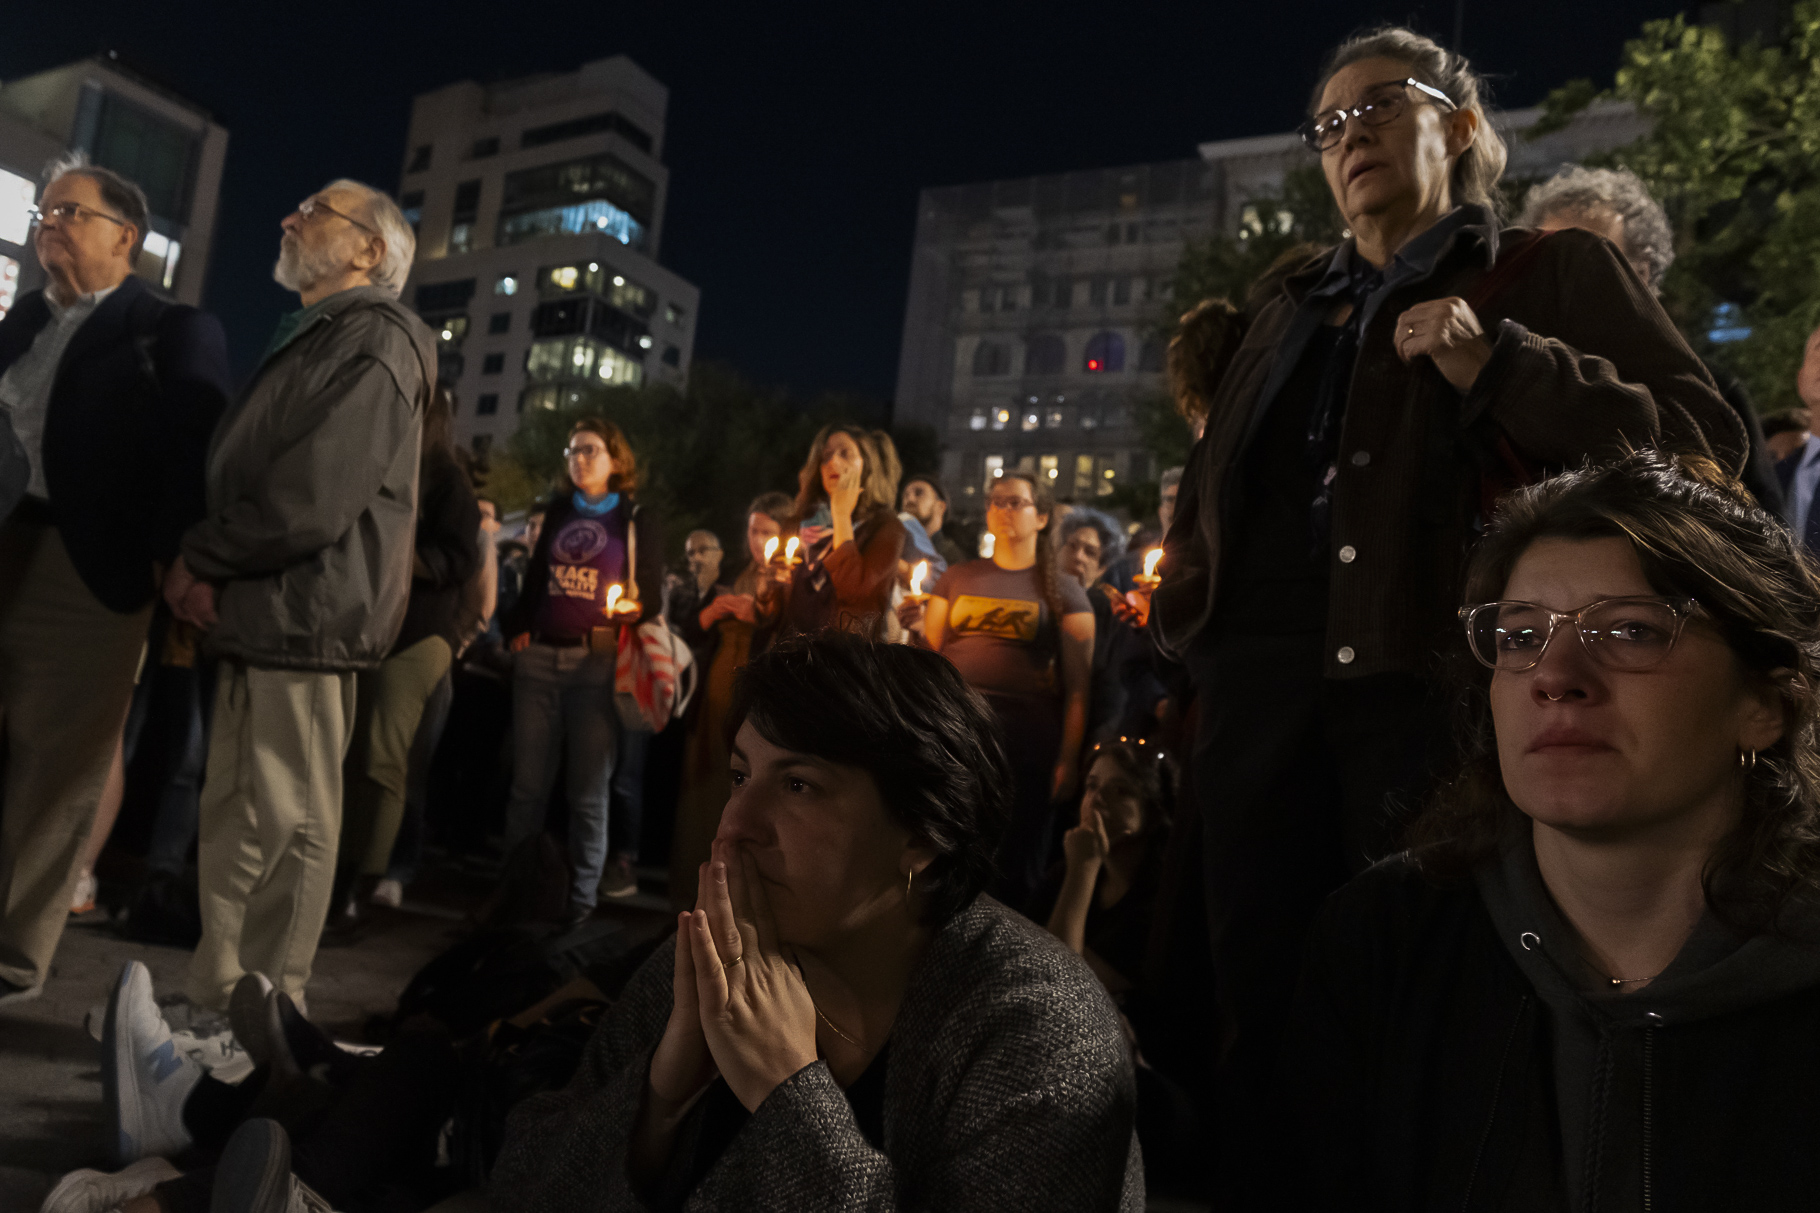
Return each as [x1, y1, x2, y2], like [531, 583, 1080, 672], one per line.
[784, 536, 801, 567]
[907, 559, 929, 602]
[764, 536, 779, 564]
[605, 583, 636, 619]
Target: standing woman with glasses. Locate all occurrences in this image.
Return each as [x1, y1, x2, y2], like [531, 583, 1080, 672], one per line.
[1282, 450, 1820, 1211]
[902, 472, 1093, 911]
[778, 423, 907, 640]
[1141, 26, 1748, 1196]
[500, 418, 663, 928]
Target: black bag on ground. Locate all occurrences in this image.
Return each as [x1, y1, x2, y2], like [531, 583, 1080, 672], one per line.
[449, 996, 606, 1186]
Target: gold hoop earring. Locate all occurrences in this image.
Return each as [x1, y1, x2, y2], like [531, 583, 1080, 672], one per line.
[1740, 748, 1758, 776]
[905, 868, 914, 902]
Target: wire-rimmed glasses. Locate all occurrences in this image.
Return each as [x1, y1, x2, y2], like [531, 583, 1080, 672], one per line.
[1299, 77, 1458, 153]
[1458, 596, 1700, 674]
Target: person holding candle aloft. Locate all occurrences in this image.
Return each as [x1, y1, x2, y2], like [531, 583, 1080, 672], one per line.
[501, 417, 664, 928]
[901, 471, 1094, 912]
[778, 424, 908, 640]
[671, 491, 795, 911]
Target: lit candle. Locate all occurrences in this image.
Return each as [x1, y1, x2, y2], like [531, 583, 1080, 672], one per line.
[1134, 547, 1163, 593]
[784, 536, 801, 565]
[764, 536, 780, 563]
[606, 584, 623, 614]
[909, 559, 929, 598]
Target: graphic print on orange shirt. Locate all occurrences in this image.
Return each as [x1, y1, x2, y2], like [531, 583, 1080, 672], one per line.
[947, 594, 1040, 643]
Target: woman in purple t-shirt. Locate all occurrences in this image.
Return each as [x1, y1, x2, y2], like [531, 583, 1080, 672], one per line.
[500, 418, 663, 926]
[901, 472, 1094, 911]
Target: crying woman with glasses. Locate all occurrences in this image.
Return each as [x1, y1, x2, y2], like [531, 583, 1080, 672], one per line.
[1275, 449, 1820, 1211]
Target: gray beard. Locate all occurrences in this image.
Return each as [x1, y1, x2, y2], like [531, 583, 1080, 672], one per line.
[272, 234, 343, 293]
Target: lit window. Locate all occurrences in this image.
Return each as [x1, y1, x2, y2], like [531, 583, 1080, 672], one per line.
[0, 169, 34, 245]
[613, 275, 626, 287]
[551, 266, 579, 290]
[1040, 454, 1059, 481]
[495, 275, 519, 296]
[1100, 465, 1118, 497]
[1073, 454, 1095, 497]
[665, 303, 686, 325]
[984, 455, 1005, 498]
[1045, 409, 1064, 428]
[1022, 412, 1039, 432]
[449, 223, 474, 254]
[969, 410, 988, 431]
[0, 256, 18, 321]
[638, 335, 654, 349]
[1084, 332, 1126, 373]
[588, 262, 599, 272]
[991, 408, 1010, 431]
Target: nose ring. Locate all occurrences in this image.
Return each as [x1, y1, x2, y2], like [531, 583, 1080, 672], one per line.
[1544, 691, 1566, 702]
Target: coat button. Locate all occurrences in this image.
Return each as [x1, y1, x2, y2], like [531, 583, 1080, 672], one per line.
[1338, 545, 1357, 564]
[1336, 646, 1355, 664]
[1351, 450, 1371, 467]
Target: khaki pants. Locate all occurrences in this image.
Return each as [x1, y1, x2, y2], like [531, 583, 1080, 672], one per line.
[187, 662, 356, 1011]
[0, 520, 149, 989]
[340, 635, 452, 879]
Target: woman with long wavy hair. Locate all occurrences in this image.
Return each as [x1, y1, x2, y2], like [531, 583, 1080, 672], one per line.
[1281, 450, 1820, 1210]
[777, 423, 907, 640]
[902, 471, 1094, 911]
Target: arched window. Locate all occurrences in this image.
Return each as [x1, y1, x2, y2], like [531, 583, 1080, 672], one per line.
[1084, 331, 1125, 373]
[971, 341, 1011, 377]
[1025, 334, 1065, 376]
[1138, 337, 1165, 373]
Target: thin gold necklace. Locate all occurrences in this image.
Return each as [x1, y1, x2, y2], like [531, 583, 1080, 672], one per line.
[812, 1001, 862, 1047]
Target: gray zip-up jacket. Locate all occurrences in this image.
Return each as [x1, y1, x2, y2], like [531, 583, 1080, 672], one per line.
[181, 286, 434, 671]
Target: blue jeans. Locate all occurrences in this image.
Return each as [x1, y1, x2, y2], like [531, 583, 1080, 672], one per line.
[503, 643, 620, 912]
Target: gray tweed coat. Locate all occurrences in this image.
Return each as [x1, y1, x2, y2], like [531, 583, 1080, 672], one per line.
[489, 896, 1145, 1211]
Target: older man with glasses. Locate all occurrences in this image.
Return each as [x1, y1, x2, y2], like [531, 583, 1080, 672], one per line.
[0, 156, 231, 1005]
[94, 182, 435, 1153]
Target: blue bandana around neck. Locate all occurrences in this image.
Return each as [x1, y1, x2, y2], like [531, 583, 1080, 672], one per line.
[573, 490, 621, 517]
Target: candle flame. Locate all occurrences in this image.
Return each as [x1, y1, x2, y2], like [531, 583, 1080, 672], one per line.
[910, 560, 928, 596]
[764, 536, 779, 562]
[1144, 548, 1163, 578]
[606, 584, 623, 613]
[785, 536, 800, 561]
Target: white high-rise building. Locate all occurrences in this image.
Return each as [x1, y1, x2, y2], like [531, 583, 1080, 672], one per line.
[399, 56, 700, 455]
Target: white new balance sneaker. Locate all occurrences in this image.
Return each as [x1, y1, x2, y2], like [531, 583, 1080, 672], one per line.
[39, 1156, 181, 1213]
[103, 961, 202, 1167]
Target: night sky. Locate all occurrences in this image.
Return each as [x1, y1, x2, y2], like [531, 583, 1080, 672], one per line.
[4, 0, 1689, 398]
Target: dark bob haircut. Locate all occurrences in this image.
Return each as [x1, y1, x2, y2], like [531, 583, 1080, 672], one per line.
[725, 631, 1012, 926]
[1409, 449, 1820, 934]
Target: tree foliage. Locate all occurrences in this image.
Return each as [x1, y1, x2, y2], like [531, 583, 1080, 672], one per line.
[481, 362, 927, 561]
[1534, 2, 1820, 410]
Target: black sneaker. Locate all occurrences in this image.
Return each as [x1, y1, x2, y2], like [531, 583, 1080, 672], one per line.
[211, 1118, 337, 1213]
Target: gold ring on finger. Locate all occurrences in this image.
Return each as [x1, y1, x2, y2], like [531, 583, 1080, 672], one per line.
[723, 954, 743, 969]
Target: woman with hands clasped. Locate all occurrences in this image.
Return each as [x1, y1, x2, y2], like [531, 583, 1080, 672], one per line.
[778, 424, 907, 640]
[490, 632, 1144, 1212]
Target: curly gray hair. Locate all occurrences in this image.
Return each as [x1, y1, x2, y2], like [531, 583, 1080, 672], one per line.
[1518, 166, 1675, 293]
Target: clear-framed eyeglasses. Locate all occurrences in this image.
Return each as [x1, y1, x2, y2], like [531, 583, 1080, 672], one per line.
[1458, 596, 1701, 674]
[296, 196, 378, 236]
[28, 201, 127, 229]
[563, 442, 609, 461]
[1299, 77, 1458, 153]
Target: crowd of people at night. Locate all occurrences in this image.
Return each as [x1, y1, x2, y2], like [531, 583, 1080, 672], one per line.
[8, 21, 1820, 1213]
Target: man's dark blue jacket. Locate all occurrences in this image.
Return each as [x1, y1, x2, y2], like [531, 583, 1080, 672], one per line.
[0, 274, 232, 613]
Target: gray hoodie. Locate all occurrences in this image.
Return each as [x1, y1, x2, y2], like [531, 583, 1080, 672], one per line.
[1475, 827, 1820, 1212]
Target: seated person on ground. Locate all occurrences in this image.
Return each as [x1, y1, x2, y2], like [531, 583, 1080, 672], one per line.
[1282, 450, 1820, 1210]
[489, 631, 1145, 1212]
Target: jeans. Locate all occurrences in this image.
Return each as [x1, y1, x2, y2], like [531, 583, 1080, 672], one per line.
[502, 643, 620, 912]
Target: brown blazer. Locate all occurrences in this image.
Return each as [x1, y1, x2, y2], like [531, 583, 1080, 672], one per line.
[1153, 207, 1746, 680]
